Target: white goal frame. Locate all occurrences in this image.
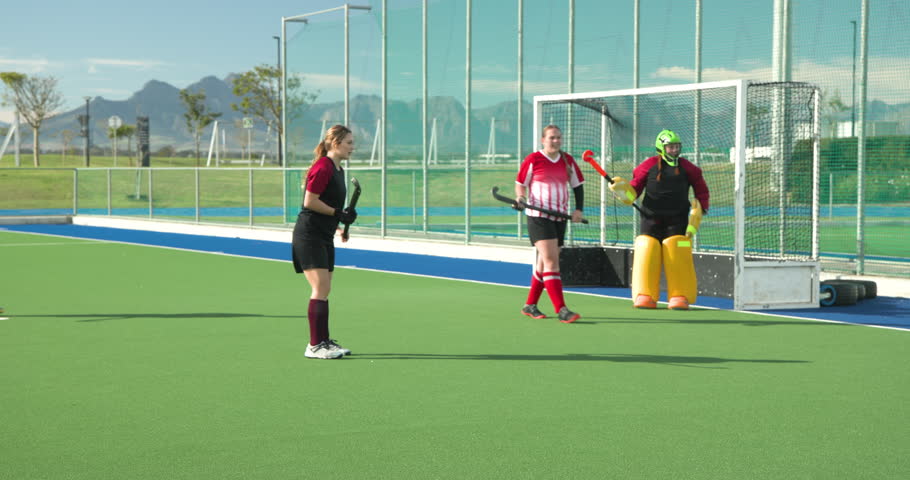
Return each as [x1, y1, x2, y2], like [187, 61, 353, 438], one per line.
[534, 79, 821, 310]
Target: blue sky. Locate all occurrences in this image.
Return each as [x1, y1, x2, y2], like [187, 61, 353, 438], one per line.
[0, 0, 348, 123]
[2, 0, 907, 124]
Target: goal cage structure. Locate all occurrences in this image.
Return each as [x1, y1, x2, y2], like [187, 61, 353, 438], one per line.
[535, 79, 821, 310]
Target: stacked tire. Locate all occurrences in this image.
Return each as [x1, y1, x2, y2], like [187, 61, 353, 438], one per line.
[820, 279, 878, 307]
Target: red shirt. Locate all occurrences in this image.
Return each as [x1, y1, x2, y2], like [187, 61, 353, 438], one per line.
[299, 156, 346, 240]
[515, 151, 584, 221]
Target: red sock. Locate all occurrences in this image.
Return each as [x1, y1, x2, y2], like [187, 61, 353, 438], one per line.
[526, 271, 545, 305]
[542, 271, 566, 312]
[322, 300, 330, 341]
[307, 299, 329, 345]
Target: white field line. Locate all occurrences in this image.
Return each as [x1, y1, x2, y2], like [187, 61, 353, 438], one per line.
[0, 241, 105, 247]
[3, 229, 907, 333]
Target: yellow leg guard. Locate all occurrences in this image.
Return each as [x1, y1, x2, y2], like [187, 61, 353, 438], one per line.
[632, 235, 661, 307]
[662, 235, 697, 308]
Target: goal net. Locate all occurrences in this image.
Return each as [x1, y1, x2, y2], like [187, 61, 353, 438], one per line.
[205, 118, 279, 166]
[535, 79, 821, 309]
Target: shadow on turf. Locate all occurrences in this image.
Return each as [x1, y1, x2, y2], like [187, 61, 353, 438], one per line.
[9, 313, 299, 322]
[357, 352, 809, 366]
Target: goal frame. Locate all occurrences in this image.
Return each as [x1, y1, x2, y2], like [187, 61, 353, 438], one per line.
[534, 79, 821, 310]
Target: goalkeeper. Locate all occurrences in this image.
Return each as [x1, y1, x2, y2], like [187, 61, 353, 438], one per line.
[608, 130, 710, 310]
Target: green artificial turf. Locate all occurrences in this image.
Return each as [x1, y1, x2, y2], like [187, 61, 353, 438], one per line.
[1, 230, 908, 479]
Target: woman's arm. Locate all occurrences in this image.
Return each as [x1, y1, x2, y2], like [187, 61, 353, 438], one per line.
[303, 189, 337, 216]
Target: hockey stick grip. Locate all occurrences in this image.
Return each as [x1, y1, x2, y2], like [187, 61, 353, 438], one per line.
[341, 178, 361, 241]
[491, 187, 588, 224]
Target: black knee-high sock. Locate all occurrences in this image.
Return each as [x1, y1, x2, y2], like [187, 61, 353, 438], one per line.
[307, 299, 328, 345]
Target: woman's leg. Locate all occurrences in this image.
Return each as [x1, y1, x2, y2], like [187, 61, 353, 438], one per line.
[536, 239, 566, 313]
[303, 269, 332, 346]
[304, 268, 332, 300]
[537, 238, 580, 323]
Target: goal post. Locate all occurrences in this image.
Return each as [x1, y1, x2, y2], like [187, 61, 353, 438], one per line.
[534, 79, 821, 310]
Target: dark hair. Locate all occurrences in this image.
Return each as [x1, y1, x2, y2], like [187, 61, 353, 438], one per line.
[312, 124, 352, 165]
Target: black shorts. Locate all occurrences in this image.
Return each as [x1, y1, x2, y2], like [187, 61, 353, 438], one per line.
[292, 236, 335, 272]
[640, 213, 688, 242]
[527, 215, 567, 247]
[292, 212, 336, 272]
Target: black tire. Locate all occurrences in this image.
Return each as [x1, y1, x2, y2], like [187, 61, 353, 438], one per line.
[824, 280, 865, 300]
[852, 280, 878, 299]
[823, 281, 859, 306]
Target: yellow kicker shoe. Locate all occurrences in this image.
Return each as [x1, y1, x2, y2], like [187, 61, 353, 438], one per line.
[634, 295, 657, 309]
[668, 296, 690, 310]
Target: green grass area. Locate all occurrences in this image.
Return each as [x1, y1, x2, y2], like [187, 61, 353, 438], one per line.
[1, 230, 909, 479]
[2, 157, 907, 260]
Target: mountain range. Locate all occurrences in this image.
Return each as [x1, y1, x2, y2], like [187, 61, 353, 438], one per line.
[5, 75, 910, 157]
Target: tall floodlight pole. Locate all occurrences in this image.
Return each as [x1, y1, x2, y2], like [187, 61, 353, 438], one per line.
[273, 35, 282, 166]
[83, 97, 91, 167]
[850, 20, 857, 137]
[856, 0, 869, 274]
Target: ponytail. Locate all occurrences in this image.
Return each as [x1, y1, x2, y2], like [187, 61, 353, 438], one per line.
[312, 140, 329, 163]
[310, 124, 352, 168]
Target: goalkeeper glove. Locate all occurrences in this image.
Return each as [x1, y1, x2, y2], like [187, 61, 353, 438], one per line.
[608, 176, 637, 206]
[686, 199, 703, 238]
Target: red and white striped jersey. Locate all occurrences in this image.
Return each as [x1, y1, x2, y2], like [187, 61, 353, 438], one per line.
[515, 150, 585, 221]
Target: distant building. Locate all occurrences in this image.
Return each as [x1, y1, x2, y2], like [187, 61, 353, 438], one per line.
[835, 121, 901, 138]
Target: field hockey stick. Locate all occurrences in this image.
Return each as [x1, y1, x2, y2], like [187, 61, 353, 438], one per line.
[581, 149, 654, 218]
[491, 186, 589, 224]
[341, 177, 361, 241]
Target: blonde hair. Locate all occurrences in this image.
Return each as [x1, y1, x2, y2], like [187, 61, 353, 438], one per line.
[541, 124, 561, 139]
[312, 124, 352, 165]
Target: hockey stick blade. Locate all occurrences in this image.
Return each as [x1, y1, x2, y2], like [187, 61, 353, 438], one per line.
[491, 186, 588, 224]
[342, 177, 362, 240]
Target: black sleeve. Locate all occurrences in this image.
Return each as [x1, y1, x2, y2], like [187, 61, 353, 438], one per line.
[573, 184, 584, 211]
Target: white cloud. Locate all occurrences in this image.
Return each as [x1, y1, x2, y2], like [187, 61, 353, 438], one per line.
[0, 57, 53, 73]
[290, 72, 380, 92]
[0, 109, 15, 123]
[85, 58, 166, 73]
[651, 65, 773, 82]
[651, 56, 910, 104]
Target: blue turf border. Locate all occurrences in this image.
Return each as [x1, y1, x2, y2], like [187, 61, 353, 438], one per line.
[3, 223, 907, 330]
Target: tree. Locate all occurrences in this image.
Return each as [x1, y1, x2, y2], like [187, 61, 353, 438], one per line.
[231, 64, 317, 166]
[60, 129, 76, 165]
[155, 145, 176, 158]
[117, 124, 136, 165]
[179, 88, 221, 166]
[1, 72, 65, 166]
[822, 90, 850, 138]
[107, 124, 136, 165]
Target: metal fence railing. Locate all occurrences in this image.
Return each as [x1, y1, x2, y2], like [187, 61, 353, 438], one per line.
[1, 165, 907, 277]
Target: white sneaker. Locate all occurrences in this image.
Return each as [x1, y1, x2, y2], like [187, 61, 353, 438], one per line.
[326, 339, 351, 356]
[305, 341, 344, 359]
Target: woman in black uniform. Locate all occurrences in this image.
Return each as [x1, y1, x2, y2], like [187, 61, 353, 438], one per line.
[292, 124, 357, 359]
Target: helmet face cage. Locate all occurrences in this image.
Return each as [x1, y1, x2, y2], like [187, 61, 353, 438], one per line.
[655, 129, 682, 159]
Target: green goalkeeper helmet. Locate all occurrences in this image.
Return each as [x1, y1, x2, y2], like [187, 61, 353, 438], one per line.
[655, 129, 682, 160]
